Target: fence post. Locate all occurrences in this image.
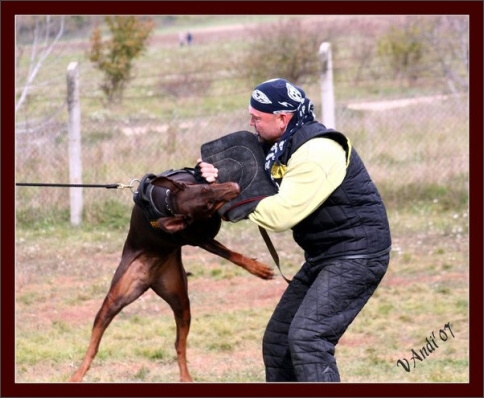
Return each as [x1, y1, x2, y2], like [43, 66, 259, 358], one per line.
[319, 42, 336, 128]
[67, 62, 83, 226]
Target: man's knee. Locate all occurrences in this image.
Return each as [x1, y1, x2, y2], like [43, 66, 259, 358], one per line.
[288, 322, 336, 362]
[288, 324, 340, 382]
[288, 323, 311, 349]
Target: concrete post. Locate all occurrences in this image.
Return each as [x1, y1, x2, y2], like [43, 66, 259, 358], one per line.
[319, 42, 336, 129]
[67, 62, 83, 226]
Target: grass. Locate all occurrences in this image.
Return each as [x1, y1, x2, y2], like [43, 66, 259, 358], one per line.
[14, 201, 469, 383]
[15, 15, 468, 223]
[13, 15, 470, 385]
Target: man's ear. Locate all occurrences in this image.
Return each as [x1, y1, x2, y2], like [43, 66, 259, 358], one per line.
[152, 216, 187, 233]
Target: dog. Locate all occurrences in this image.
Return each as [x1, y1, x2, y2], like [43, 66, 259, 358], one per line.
[69, 169, 274, 382]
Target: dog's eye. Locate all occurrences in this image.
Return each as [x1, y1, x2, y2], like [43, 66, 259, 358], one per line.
[203, 188, 215, 198]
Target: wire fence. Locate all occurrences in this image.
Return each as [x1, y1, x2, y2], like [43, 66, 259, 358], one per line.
[15, 72, 469, 225]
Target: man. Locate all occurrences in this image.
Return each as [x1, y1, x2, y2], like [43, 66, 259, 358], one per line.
[197, 78, 391, 382]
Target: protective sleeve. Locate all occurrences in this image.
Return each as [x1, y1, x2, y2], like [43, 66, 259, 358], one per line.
[248, 137, 346, 232]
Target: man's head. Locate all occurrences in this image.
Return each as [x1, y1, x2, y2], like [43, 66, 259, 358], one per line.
[250, 78, 305, 114]
[248, 78, 306, 144]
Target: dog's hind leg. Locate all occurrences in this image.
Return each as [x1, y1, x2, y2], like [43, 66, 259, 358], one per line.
[69, 252, 154, 382]
[150, 249, 193, 382]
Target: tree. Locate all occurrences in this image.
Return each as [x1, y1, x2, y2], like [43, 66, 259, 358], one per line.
[89, 16, 154, 104]
[376, 16, 468, 92]
[15, 16, 65, 114]
[419, 15, 468, 94]
[236, 18, 322, 86]
[376, 22, 425, 83]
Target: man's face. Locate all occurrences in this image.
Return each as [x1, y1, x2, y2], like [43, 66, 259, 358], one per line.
[248, 106, 287, 145]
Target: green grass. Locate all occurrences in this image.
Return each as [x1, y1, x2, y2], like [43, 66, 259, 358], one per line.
[14, 15, 469, 384]
[14, 203, 469, 383]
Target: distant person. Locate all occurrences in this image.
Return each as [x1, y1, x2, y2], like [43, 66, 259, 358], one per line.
[186, 32, 193, 45]
[197, 78, 392, 382]
[179, 33, 185, 47]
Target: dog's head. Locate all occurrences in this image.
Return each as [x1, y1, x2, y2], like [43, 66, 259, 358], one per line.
[150, 176, 240, 232]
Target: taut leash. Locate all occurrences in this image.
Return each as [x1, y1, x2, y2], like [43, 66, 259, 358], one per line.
[17, 180, 290, 282]
[16, 180, 140, 192]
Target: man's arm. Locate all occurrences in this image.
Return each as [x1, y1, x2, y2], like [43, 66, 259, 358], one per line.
[249, 138, 347, 232]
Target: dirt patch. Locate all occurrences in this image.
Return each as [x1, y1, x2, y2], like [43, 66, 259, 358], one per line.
[188, 275, 287, 313]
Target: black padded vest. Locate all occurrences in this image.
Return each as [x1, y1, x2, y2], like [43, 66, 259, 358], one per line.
[278, 121, 391, 262]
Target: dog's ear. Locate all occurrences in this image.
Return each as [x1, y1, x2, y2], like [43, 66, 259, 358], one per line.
[152, 216, 187, 233]
[151, 176, 187, 192]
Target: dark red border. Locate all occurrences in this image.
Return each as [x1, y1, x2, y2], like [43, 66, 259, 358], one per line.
[2, 2, 482, 398]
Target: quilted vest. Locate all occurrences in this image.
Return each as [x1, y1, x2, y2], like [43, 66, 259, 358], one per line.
[277, 121, 392, 262]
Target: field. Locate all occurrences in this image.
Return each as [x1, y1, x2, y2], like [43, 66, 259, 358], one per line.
[13, 15, 470, 387]
[15, 206, 469, 383]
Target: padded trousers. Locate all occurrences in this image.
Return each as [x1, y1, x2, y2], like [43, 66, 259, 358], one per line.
[262, 253, 389, 382]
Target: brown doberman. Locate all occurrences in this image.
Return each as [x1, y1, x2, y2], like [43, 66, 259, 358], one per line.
[69, 169, 274, 382]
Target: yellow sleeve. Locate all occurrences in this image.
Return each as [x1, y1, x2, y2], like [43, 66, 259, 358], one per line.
[248, 137, 346, 232]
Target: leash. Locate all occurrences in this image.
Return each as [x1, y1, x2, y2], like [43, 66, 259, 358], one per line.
[17, 179, 291, 282]
[258, 226, 292, 284]
[16, 180, 140, 192]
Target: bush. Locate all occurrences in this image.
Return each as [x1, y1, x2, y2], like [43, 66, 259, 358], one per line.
[236, 18, 322, 85]
[376, 22, 425, 84]
[89, 16, 154, 104]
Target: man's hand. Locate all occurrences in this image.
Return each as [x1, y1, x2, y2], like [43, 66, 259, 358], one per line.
[196, 158, 218, 183]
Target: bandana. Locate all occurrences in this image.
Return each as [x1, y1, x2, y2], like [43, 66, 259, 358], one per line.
[250, 78, 304, 114]
[250, 78, 315, 183]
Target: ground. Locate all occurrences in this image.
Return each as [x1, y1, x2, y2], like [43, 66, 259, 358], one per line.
[14, 17, 469, 385]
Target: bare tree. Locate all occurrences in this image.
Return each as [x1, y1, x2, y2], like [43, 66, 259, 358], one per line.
[420, 16, 469, 94]
[15, 16, 65, 113]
